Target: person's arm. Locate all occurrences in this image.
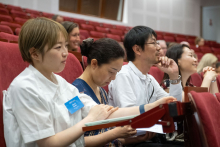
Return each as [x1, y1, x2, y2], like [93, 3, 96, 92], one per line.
[84, 126, 136, 147]
[108, 96, 176, 119]
[37, 105, 117, 147]
[155, 57, 182, 101]
[201, 67, 218, 94]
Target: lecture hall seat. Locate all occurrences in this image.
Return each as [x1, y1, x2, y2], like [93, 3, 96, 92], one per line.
[200, 46, 212, 54]
[0, 32, 19, 42]
[0, 14, 13, 22]
[148, 66, 164, 84]
[187, 91, 220, 147]
[110, 28, 123, 36]
[0, 8, 9, 15]
[90, 31, 106, 38]
[7, 5, 23, 12]
[80, 24, 95, 31]
[95, 26, 109, 33]
[0, 25, 13, 34]
[106, 34, 121, 42]
[10, 10, 28, 19]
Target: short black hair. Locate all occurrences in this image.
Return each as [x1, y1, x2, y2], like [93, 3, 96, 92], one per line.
[80, 38, 125, 66]
[123, 26, 157, 61]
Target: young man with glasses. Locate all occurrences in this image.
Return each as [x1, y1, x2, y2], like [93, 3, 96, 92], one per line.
[108, 26, 182, 108]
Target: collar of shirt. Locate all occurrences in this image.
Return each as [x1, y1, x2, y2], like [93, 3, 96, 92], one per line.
[28, 64, 59, 96]
[128, 61, 152, 82]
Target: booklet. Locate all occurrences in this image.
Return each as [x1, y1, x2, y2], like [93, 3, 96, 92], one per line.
[84, 115, 139, 127]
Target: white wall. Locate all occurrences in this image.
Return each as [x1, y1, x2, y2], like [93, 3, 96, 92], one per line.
[1, 0, 201, 36]
[126, 0, 201, 36]
[202, 6, 220, 43]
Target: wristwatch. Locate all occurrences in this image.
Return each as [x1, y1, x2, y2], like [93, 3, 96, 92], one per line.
[169, 75, 181, 84]
[212, 77, 216, 82]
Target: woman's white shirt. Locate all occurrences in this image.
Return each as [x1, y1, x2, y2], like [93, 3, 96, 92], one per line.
[3, 65, 97, 147]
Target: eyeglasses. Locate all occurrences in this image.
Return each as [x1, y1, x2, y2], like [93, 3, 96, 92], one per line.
[145, 41, 160, 47]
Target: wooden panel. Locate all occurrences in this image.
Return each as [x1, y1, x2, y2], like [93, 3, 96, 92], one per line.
[184, 87, 208, 102]
[59, 0, 78, 13]
[80, 0, 101, 17]
[102, 0, 120, 20]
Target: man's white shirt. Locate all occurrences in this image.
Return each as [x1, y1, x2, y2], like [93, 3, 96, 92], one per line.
[108, 61, 182, 108]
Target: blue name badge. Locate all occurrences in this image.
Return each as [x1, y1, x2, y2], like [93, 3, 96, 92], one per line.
[65, 96, 84, 114]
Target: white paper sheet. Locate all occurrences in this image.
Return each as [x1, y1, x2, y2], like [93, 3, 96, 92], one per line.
[135, 124, 165, 136]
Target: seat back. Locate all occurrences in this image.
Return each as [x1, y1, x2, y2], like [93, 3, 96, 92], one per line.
[0, 42, 28, 147]
[0, 8, 9, 15]
[215, 93, 220, 103]
[110, 29, 123, 36]
[80, 24, 94, 31]
[0, 25, 13, 34]
[90, 31, 106, 38]
[95, 26, 109, 33]
[148, 66, 164, 84]
[187, 91, 220, 147]
[0, 32, 19, 42]
[0, 14, 13, 22]
[57, 53, 83, 83]
[190, 73, 203, 87]
[106, 34, 121, 42]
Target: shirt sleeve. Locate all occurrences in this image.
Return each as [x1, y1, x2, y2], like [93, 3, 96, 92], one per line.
[169, 82, 182, 101]
[78, 93, 97, 119]
[108, 73, 137, 108]
[152, 77, 182, 101]
[11, 85, 55, 144]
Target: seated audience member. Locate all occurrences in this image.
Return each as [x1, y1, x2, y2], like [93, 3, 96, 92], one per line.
[3, 18, 176, 147]
[216, 62, 220, 74]
[108, 26, 182, 108]
[180, 41, 190, 47]
[52, 14, 64, 23]
[73, 38, 161, 146]
[197, 53, 218, 73]
[157, 40, 167, 56]
[62, 21, 80, 52]
[163, 44, 218, 98]
[195, 37, 204, 48]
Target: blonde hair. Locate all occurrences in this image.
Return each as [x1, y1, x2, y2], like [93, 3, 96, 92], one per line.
[195, 37, 203, 45]
[19, 17, 68, 64]
[197, 53, 218, 73]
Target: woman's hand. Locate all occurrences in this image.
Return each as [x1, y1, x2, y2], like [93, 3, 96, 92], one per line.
[87, 104, 118, 121]
[113, 125, 137, 138]
[154, 96, 177, 106]
[135, 131, 155, 143]
[203, 66, 217, 81]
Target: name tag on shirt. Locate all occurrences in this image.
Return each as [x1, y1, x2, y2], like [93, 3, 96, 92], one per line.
[65, 96, 84, 114]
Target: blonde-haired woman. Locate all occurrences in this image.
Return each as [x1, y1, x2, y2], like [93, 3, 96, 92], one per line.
[197, 53, 218, 73]
[195, 37, 205, 48]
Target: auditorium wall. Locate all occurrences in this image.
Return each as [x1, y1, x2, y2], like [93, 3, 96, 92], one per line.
[202, 6, 220, 43]
[1, 0, 201, 36]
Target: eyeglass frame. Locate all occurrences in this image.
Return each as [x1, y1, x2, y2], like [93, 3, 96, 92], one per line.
[145, 41, 160, 47]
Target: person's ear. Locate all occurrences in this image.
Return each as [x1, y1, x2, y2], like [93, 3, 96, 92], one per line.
[132, 45, 142, 56]
[91, 59, 98, 69]
[29, 47, 41, 61]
